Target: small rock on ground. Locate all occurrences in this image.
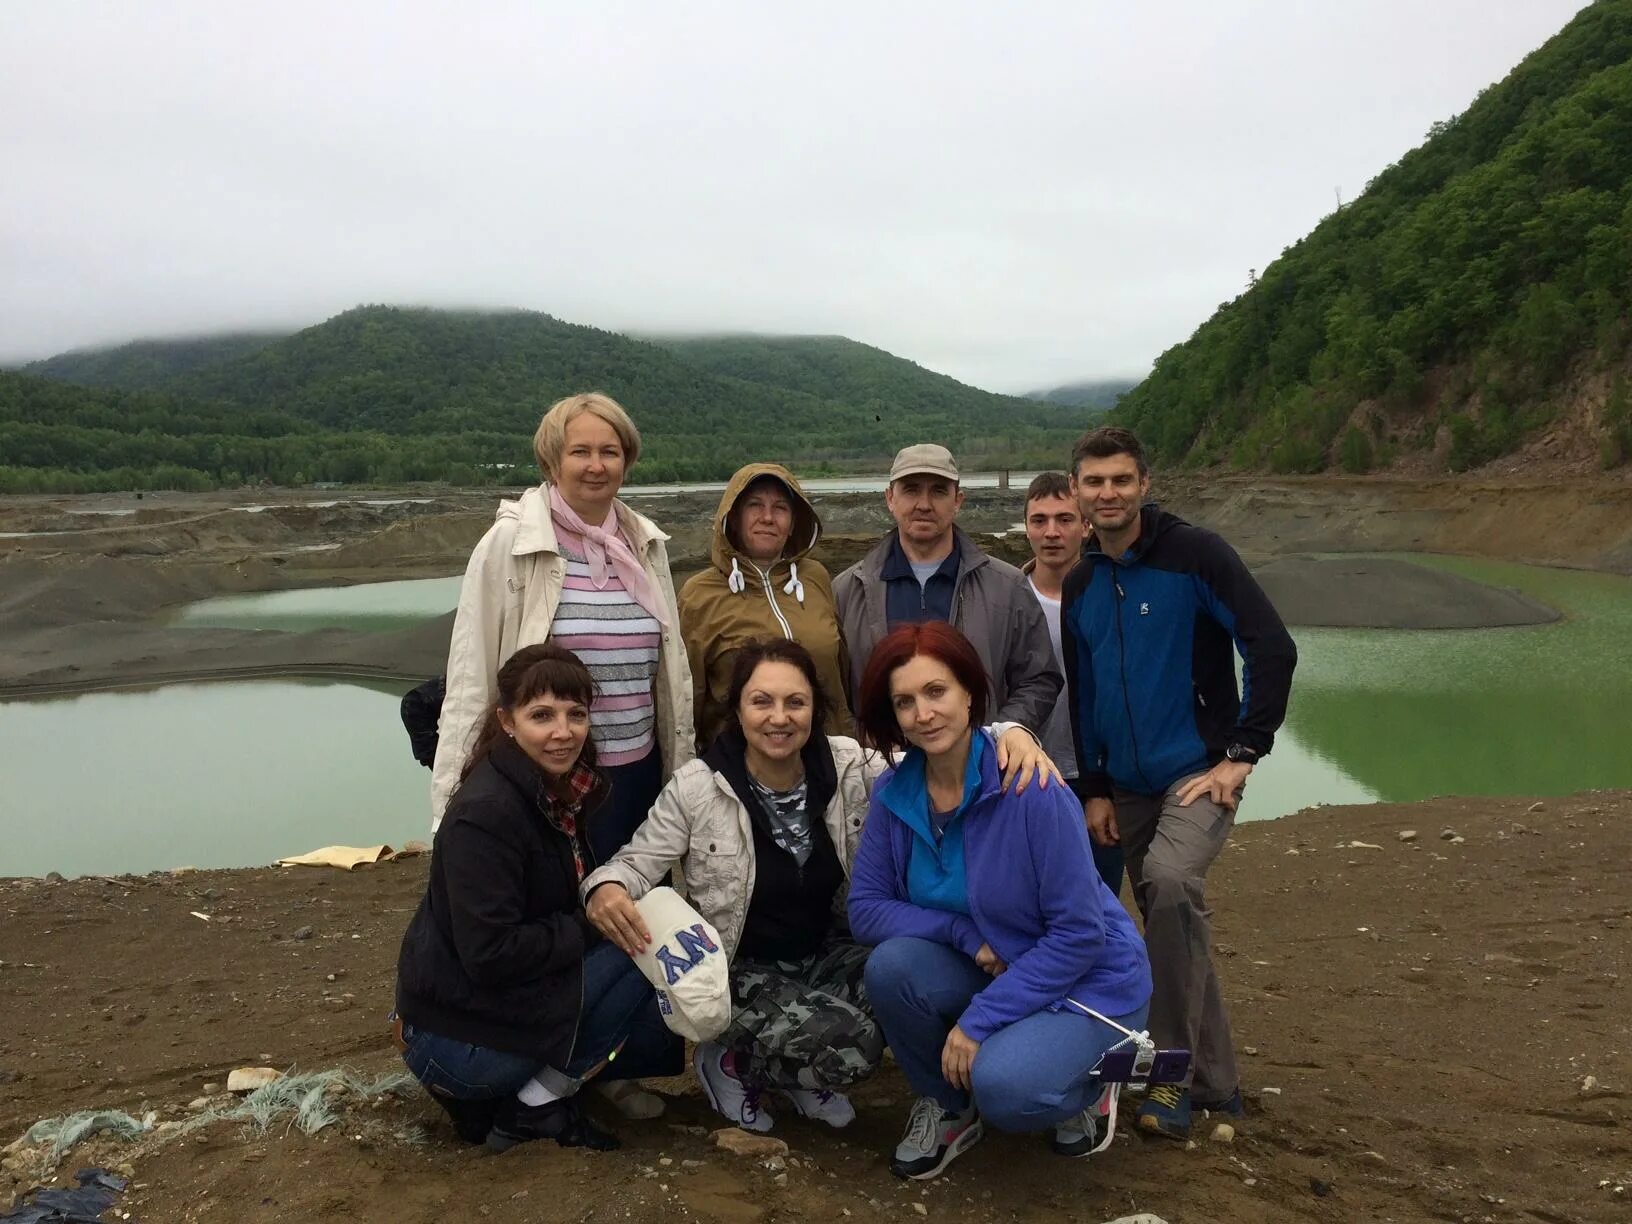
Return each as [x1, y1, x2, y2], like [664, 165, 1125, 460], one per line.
[711, 1127, 788, 1158]
[227, 1067, 282, 1093]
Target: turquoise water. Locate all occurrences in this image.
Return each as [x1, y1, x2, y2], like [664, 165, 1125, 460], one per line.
[0, 680, 430, 878]
[170, 576, 462, 633]
[4, 555, 1627, 875]
[1246, 555, 1632, 820]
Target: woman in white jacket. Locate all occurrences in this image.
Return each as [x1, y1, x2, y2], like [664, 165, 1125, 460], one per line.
[583, 638, 1058, 1134]
[432, 392, 694, 860]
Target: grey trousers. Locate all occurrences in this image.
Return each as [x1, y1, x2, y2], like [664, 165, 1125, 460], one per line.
[1114, 774, 1238, 1101]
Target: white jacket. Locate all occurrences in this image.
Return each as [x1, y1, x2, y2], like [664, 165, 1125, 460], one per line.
[430, 484, 696, 827]
[580, 736, 886, 959]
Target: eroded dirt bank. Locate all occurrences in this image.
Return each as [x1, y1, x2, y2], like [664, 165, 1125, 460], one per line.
[1159, 474, 1632, 575]
[1, 791, 1627, 1223]
[0, 475, 1600, 695]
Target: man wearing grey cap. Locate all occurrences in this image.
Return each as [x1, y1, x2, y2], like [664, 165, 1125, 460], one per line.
[832, 444, 1061, 733]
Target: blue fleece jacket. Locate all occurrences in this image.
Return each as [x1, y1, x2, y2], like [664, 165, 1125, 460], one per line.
[848, 730, 1151, 1042]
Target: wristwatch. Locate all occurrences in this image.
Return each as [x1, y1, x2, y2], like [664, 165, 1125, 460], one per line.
[1224, 743, 1259, 764]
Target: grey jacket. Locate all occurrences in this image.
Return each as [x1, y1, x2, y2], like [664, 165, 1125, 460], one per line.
[832, 527, 1062, 734]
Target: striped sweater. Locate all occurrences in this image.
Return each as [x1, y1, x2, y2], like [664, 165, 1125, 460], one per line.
[548, 533, 661, 766]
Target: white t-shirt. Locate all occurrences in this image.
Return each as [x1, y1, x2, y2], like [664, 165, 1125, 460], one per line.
[1028, 576, 1079, 780]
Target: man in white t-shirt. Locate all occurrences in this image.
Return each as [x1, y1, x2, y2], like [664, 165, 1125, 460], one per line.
[1020, 471, 1123, 894]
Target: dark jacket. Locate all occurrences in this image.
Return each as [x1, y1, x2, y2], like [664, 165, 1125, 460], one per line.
[833, 527, 1062, 733]
[395, 739, 603, 1062]
[1061, 504, 1297, 799]
[702, 726, 845, 963]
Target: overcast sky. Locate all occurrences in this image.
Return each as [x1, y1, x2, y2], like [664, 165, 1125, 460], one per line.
[0, 1, 1591, 392]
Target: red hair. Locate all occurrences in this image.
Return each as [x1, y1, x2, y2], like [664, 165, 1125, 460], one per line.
[855, 622, 989, 754]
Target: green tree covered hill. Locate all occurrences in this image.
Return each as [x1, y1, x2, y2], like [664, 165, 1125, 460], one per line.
[3, 307, 1087, 491]
[1115, 1, 1632, 473]
[0, 370, 508, 491]
[21, 332, 290, 390]
[1024, 378, 1139, 410]
[656, 333, 1043, 417]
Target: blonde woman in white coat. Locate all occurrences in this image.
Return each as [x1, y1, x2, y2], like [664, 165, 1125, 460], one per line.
[432, 393, 695, 860]
[432, 392, 693, 1123]
[583, 639, 1059, 1134]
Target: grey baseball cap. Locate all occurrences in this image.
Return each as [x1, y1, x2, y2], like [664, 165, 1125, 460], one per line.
[889, 443, 959, 483]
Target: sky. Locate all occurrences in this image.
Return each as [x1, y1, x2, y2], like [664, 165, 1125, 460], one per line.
[0, 1, 1593, 392]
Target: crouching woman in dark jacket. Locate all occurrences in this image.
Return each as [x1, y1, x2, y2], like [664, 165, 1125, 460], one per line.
[395, 642, 674, 1152]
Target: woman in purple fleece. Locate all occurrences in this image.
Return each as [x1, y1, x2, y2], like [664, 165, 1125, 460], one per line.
[848, 622, 1152, 1181]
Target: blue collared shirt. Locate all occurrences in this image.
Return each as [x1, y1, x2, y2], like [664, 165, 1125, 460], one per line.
[881, 533, 961, 627]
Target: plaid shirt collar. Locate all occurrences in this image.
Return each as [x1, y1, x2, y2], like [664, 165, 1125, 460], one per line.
[558, 761, 599, 810]
[540, 761, 599, 883]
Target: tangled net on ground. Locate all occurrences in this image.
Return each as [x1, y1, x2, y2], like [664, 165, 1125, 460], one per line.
[14, 1068, 420, 1163]
[21, 1111, 153, 1161]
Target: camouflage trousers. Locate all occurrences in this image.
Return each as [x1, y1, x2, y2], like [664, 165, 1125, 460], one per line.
[723, 937, 883, 1092]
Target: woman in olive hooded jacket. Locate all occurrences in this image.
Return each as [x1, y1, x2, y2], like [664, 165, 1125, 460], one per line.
[678, 464, 852, 750]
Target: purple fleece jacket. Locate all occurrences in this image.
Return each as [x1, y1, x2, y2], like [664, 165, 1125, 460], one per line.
[848, 732, 1151, 1042]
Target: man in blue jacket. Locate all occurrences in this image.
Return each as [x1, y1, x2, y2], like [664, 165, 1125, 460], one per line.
[1061, 426, 1297, 1139]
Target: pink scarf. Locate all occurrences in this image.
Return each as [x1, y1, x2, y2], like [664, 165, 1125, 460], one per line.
[548, 485, 670, 628]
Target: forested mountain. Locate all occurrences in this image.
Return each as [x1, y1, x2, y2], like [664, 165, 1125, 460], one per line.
[0, 370, 491, 491]
[1116, 0, 1632, 473]
[1026, 378, 1139, 410]
[21, 332, 289, 390]
[655, 334, 1049, 420]
[3, 307, 1085, 492]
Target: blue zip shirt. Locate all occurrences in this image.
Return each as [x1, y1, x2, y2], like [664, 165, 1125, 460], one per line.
[880, 533, 960, 626]
[849, 731, 1151, 1041]
[890, 731, 990, 917]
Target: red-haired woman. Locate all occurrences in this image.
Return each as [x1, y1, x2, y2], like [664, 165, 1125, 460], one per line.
[848, 623, 1152, 1181]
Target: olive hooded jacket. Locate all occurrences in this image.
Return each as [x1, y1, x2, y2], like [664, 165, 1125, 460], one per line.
[677, 463, 853, 751]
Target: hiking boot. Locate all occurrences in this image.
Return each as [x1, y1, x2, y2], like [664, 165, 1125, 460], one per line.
[1135, 1084, 1192, 1139]
[594, 1079, 666, 1120]
[485, 1096, 620, 1154]
[694, 1041, 774, 1133]
[431, 1093, 500, 1145]
[889, 1096, 983, 1180]
[1196, 1088, 1245, 1119]
[1051, 1083, 1120, 1157]
[785, 1087, 856, 1129]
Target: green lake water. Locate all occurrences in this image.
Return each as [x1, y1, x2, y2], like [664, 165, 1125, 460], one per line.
[0, 680, 429, 878]
[2, 555, 1627, 876]
[1246, 555, 1632, 820]
[169, 576, 462, 633]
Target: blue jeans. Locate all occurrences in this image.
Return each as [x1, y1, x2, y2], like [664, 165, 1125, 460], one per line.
[402, 942, 675, 1100]
[864, 936, 1149, 1131]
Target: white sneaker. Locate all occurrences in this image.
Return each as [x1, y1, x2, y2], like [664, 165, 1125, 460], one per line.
[784, 1087, 856, 1129]
[593, 1079, 665, 1120]
[1051, 1082, 1120, 1157]
[694, 1041, 774, 1133]
[890, 1096, 983, 1180]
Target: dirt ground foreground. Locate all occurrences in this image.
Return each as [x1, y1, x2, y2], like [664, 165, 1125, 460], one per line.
[2, 791, 1628, 1224]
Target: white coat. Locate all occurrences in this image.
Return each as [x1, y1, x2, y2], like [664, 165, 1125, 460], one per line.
[430, 484, 695, 827]
[578, 735, 884, 958]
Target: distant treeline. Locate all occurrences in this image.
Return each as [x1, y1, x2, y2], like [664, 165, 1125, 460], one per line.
[3, 309, 1091, 492]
